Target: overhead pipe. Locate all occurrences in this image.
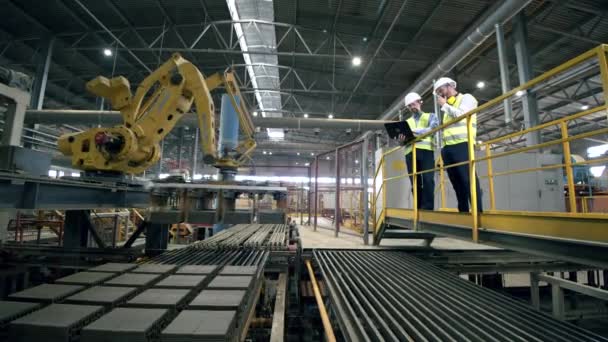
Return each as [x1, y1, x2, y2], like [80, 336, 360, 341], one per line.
[378, 0, 532, 120]
[25, 110, 391, 131]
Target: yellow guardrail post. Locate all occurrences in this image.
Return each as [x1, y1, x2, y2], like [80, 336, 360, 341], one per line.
[598, 47, 608, 107]
[439, 156, 446, 210]
[467, 114, 479, 242]
[561, 122, 577, 213]
[412, 142, 418, 230]
[485, 145, 496, 211]
[382, 155, 387, 225]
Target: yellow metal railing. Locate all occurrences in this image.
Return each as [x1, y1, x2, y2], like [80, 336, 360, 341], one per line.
[370, 44, 608, 243]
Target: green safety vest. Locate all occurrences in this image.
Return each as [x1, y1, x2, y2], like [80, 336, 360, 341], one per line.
[442, 93, 477, 146]
[405, 112, 434, 155]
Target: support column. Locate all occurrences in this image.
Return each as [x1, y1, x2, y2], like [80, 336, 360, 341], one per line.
[63, 210, 91, 248]
[530, 272, 540, 309]
[495, 23, 513, 124]
[513, 13, 540, 146]
[176, 127, 185, 169]
[313, 156, 319, 231]
[334, 149, 340, 237]
[361, 134, 370, 245]
[157, 140, 164, 178]
[30, 37, 55, 110]
[192, 128, 199, 177]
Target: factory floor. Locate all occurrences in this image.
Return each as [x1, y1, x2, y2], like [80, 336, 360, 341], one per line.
[298, 223, 498, 250]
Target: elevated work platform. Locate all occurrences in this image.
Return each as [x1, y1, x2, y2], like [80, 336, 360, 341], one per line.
[372, 45, 608, 269]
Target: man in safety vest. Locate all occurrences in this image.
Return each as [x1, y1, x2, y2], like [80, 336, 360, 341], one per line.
[434, 77, 483, 213]
[398, 92, 438, 210]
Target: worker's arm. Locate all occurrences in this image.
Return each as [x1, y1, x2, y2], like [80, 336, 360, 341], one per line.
[413, 113, 439, 135]
[441, 94, 477, 118]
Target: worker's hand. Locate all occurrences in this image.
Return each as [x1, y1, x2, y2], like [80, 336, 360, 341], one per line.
[412, 128, 424, 136]
[398, 134, 406, 142]
[436, 95, 446, 107]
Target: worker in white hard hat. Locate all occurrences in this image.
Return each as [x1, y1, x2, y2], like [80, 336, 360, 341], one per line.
[434, 77, 483, 213]
[398, 92, 438, 210]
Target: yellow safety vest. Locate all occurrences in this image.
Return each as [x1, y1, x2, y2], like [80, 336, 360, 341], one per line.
[405, 112, 433, 155]
[442, 93, 477, 146]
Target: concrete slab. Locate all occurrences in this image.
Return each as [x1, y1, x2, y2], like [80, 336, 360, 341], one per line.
[81, 307, 168, 342]
[207, 276, 253, 290]
[154, 275, 207, 289]
[9, 304, 103, 342]
[176, 265, 218, 275]
[0, 301, 41, 326]
[161, 310, 236, 340]
[219, 266, 258, 276]
[188, 290, 246, 310]
[131, 264, 177, 274]
[64, 286, 137, 306]
[125, 288, 190, 308]
[55, 272, 117, 285]
[103, 273, 162, 287]
[8, 284, 84, 303]
[88, 263, 137, 273]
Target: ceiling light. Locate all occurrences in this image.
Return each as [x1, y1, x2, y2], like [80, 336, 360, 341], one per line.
[297, 152, 300, 156]
[303, 113, 308, 118]
[476, 81, 485, 89]
[515, 90, 525, 97]
[296, 162, 299, 165]
[362, 37, 368, 42]
[253, 111, 258, 117]
[305, 162, 310, 166]
[328, 114, 334, 119]
[263, 151, 267, 155]
[103, 48, 113, 57]
[355, 160, 359, 164]
[269, 151, 272, 155]
[310, 152, 314, 156]
[323, 29, 328, 33]
[581, 105, 590, 110]
[326, 156, 331, 160]
[352, 56, 362, 67]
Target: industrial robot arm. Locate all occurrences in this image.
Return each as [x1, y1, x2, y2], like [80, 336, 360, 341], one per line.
[58, 53, 256, 175]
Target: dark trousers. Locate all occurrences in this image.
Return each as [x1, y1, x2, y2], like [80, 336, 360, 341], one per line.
[405, 149, 435, 210]
[441, 142, 483, 213]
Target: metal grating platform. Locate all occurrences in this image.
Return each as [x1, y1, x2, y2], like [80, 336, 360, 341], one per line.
[55, 271, 117, 286]
[125, 288, 191, 309]
[207, 276, 253, 290]
[88, 263, 138, 273]
[188, 290, 246, 310]
[131, 264, 177, 274]
[153, 275, 207, 289]
[64, 286, 138, 306]
[219, 266, 258, 276]
[103, 273, 162, 287]
[161, 310, 237, 342]
[175, 265, 218, 275]
[0, 301, 41, 327]
[8, 284, 84, 303]
[9, 304, 104, 342]
[314, 250, 608, 341]
[81, 308, 169, 342]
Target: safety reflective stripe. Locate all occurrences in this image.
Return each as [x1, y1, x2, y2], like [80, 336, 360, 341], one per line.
[442, 94, 477, 146]
[405, 112, 434, 155]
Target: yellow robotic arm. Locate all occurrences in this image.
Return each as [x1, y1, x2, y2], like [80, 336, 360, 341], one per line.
[58, 53, 256, 175]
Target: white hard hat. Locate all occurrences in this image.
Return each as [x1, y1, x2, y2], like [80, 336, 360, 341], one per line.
[404, 92, 422, 106]
[434, 77, 457, 92]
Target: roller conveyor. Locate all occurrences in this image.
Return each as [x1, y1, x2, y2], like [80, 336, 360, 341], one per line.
[313, 250, 608, 342]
